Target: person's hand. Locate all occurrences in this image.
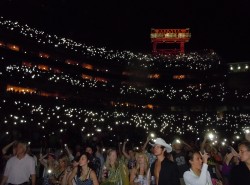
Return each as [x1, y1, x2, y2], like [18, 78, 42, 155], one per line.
[230, 146, 239, 157]
[200, 151, 209, 164]
[226, 152, 233, 159]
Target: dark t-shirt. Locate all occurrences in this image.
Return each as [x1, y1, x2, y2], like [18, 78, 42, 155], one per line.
[230, 162, 250, 185]
[207, 156, 218, 179]
[88, 155, 101, 178]
[172, 151, 189, 178]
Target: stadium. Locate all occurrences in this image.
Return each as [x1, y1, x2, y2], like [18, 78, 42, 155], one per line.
[0, 17, 250, 148]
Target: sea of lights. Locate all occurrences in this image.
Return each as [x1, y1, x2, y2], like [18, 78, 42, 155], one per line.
[3, 64, 250, 101]
[0, 17, 221, 71]
[0, 98, 249, 143]
[0, 17, 250, 147]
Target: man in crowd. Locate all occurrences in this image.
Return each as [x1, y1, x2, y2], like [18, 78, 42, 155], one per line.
[172, 139, 192, 185]
[85, 145, 101, 179]
[0, 141, 36, 185]
[150, 138, 180, 185]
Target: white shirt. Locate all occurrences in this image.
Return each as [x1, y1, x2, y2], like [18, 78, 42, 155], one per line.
[4, 154, 36, 184]
[183, 164, 213, 185]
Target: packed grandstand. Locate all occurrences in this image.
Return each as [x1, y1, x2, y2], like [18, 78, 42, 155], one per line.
[0, 17, 249, 148]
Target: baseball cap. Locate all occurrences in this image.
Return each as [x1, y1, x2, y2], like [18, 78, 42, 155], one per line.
[150, 138, 172, 153]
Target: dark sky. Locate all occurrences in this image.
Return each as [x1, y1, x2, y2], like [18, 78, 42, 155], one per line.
[1, 0, 250, 61]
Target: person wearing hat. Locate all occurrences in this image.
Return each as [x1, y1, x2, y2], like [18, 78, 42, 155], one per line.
[150, 138, 180, 185]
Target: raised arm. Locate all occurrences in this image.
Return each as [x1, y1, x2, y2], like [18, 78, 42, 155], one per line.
[39, 153, 48, 167]
[181, 139, 193, 151]
[65, 145, 74, 161]
[122, 141, 130, 159]
[142, 137, 151, 152]
[68, 167, 77, 185]
[184, 152, 211, 185]
[2, 140, 16, 155]
[200, 136, 208, 153]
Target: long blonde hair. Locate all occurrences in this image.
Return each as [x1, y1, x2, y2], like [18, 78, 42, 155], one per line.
[134, 152, 149, 177]
[105, 149, 119, 170]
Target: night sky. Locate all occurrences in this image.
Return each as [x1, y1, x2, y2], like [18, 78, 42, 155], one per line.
[1, 0, 250, 61]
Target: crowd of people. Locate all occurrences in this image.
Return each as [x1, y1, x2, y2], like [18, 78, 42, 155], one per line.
[0, 134, 249, 185]
[0, 16, 249, 185]
[4, 64, 248, 102]
[0, 96, 249, 143]
[0, 17, 221, 71]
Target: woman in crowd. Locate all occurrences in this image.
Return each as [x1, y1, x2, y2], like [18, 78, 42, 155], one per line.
[183, 151, 222, 185]
[101, 148, 129, 185]
[68, 152, 99, 185]
[129, 152, 150, 185]
[49, 155, 70, 185]
[39, 152, 58, 185]
[122, 141, 137, 171]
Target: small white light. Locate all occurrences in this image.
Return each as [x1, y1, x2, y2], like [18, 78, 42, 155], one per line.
[176, 139, 181, 144]
[150, 133, 155, 138]
[208, 133, 214, 140]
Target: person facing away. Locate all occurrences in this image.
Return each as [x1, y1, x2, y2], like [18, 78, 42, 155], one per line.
[0, 141, 36, 185]
[150, 138, 180, 185]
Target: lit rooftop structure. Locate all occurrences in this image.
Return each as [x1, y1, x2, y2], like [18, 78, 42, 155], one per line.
[151, 28, 191, 55]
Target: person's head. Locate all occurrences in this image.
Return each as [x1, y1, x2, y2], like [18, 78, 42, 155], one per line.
[58, 155, 69, 169]
[106, 149, 117, 165]
[85, 146, 94, 155]
[47, 153, 56, 162]
[135, 152, 149, 166]
[128, 149, 135, 158]
[204, 143, 212, 153]
[150, 138, 172, 157]
[78, 152, 90, 167]
[96, 145, 101, 153]
[135, 152, 149, 176]
[186, 151, 203, 170]
[238, 141, 250, 163]
[16, 141, 28, 156]
[172, 143, 183, 152]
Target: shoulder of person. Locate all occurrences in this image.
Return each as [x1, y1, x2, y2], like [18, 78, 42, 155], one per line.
[90, 169, 97, 177]
[26, 154, 36, 160]
[183, 170, 191, 176]
[6, 155, 16, 162]
[164, 158, 176, 165]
